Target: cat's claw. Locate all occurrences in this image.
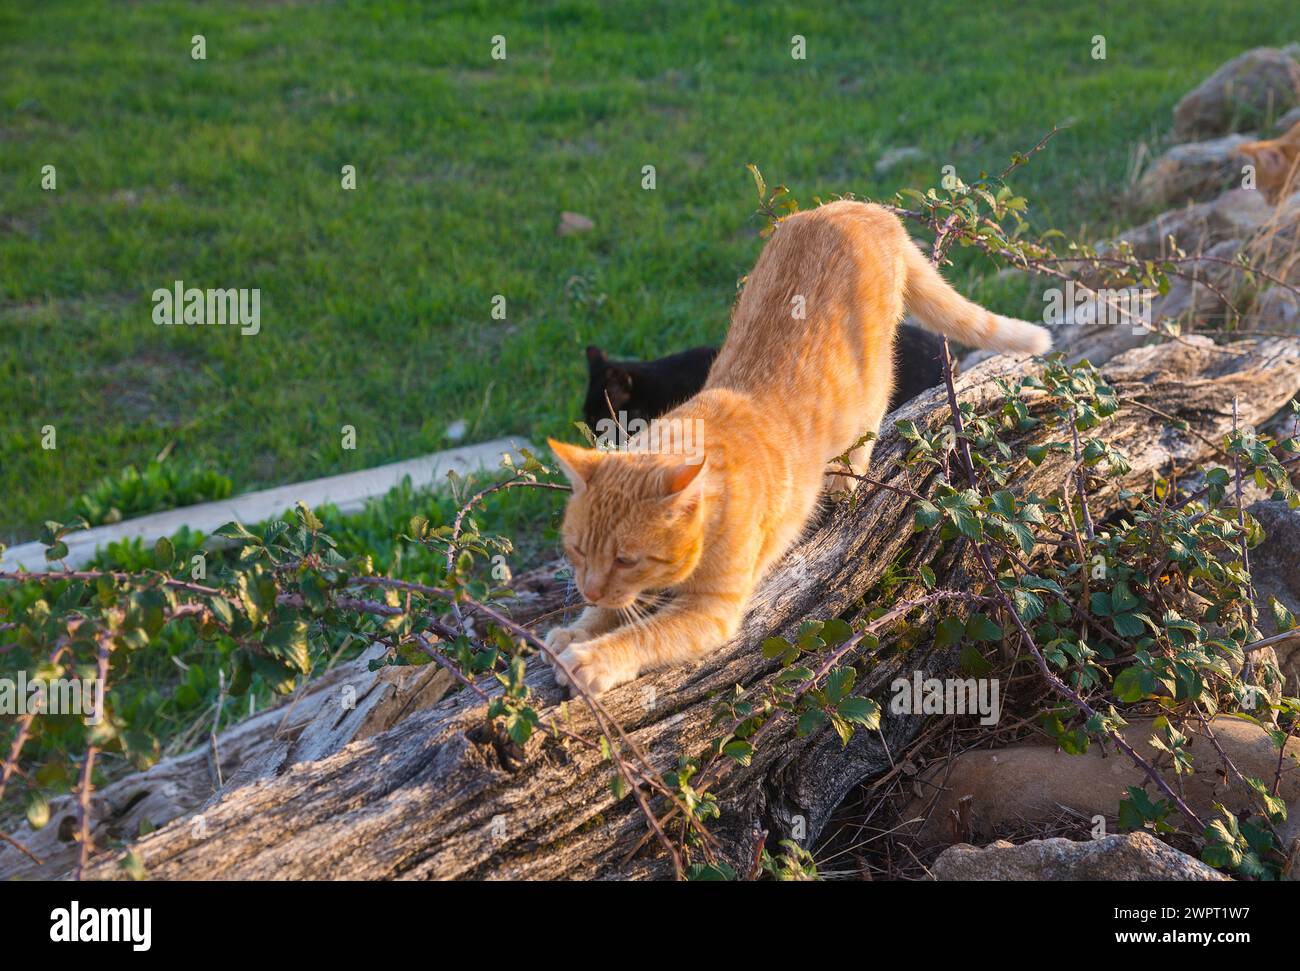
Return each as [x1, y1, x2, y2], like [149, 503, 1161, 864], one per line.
[543, 624, 593, 657]
[552, 643, 636, 695]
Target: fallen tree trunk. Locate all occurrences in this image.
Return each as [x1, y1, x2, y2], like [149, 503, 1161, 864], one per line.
[0, 562, 574, 880]
[68, 336, 1300, 880]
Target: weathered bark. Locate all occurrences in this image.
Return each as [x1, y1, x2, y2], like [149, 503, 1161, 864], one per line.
[53, 336, 1300, 880]
[0, 562, 573, 880]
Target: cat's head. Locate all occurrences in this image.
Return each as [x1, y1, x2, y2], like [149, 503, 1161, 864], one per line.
[583, 345, 640, 431]
[547, 436, 707, 609]
[1237, 121, 1300, 199]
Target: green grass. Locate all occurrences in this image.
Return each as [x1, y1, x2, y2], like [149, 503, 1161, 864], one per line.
[2, 0, 1294, 544]
[1, 469, 568, 794]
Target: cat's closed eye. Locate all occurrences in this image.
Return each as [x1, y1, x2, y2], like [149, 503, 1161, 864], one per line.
[613, 554, 639, 568]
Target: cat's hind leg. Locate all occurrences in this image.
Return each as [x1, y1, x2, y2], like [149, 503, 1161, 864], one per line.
[825, 435, 877, 494]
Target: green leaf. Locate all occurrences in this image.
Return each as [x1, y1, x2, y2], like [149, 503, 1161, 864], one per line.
[959, 643, 993, 677]
[914, 500, 943, 529]
[723, 740, 755, 766]
[1113, 666, 1146, 703]
[1270, 597, 1297, 634]
[934, 616, 966, 649]
[819, 618, 853, 648]
[214, 521, 260, 543]
[825, 666, 856, 704]
[26, 793, 50, 830]
[796, 708, 827, 737]
[263, 620, 311, 674]
[209, 596, 234, 629]
[1113, 612, 1146, 637]
[762, 636, 792, 660]
[837, 697, 880, 730]
[965, 613, 1003, 642]
[229, 651, 252, 696]
[153, 536, 174, 570]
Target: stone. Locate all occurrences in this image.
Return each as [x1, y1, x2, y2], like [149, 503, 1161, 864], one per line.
[1100, 188, 1271, 268]
[1241, 190, 1300, 331]
[1276, 105, 1300, 134]
[1174, 46, 1300, 139]
[1244, 286, 1300, 332]
[1132, 134, 1253, 209]
[1053, 237, 1245, 364]
[932, 833, 1228, 881]
[874, 146, 926, 177]
[557, 211, 595, 236]
[1149, 237, 1244, 330]
[909, 716, 1300, 845]
[1283, 799, 1300, 880]
[1245, 501, 1300, 692]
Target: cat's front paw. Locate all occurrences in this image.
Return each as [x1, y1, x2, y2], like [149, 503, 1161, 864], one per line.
[551, 641, 637, 695]
[543, 623, 594, 658]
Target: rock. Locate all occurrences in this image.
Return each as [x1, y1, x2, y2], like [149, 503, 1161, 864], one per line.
[1239, 190, 1300, 330]
[1133, 134, 1253, 209]
[1244, 286, 1300, 332]
[1253, 188, 1300, 253]
[1101, 189, 1272, 268]
[1149, 237, 1244, 330]
[1004, 186, 1280, 366]
[1245, 501, 1300, 691]
[909, 716, 1300, 845]
[1174, 46, 1300, 139]
[1209, 186, 1285, 242]
[1053, 237, 1243, 366]
[874, 146, 926, 177]
[1276, 105, 1300, 134]
[557, 211, 595, 236]
[1283, 800, 1300, 880]
[932, 833, 1227, 881]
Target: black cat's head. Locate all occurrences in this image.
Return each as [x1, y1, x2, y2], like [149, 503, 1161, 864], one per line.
[582, 345, 640, 433]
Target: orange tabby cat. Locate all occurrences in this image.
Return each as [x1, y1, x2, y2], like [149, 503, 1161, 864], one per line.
[1237, 120, 1300, 203]
[546, 200, 1050, 694]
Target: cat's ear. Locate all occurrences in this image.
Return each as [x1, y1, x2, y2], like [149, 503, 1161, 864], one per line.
[1258, 146, 1285, 175]
[1240, 142, 1282, 174]
[659, 458, 706, 503]
[586, 345, 607, 367]
[548, 437, 602, 495]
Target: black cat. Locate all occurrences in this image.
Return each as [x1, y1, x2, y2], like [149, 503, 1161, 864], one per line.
[583, 344, 720, 432]
[583, 324, 949, 432]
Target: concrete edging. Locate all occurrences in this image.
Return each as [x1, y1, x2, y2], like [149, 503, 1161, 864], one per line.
[2, 437, 534, 572]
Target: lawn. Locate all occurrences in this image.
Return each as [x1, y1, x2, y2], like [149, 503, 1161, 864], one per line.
[1, 0, 1292, 544]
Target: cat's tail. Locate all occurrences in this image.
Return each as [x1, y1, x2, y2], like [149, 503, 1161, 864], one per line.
[901, 241, 1052, 354]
